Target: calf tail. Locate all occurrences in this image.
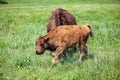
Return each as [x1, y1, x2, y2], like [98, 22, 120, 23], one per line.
[87, 24, 93, 37]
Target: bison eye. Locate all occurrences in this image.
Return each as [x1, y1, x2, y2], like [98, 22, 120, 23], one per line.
[40, 43, 44, 47]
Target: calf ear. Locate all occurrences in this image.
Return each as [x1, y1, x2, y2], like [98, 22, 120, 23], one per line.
[44, 37, 49, 43]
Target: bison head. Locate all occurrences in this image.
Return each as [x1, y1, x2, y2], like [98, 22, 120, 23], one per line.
[36, 36, 49, 55]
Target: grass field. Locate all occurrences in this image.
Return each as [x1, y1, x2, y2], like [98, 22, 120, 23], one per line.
[0, 0, 120, 80]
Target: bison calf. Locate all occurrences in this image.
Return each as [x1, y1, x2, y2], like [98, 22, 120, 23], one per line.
[36, 24, 93, 66]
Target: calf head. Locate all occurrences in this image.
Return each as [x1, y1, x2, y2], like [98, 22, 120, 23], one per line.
[36, 36, 49, 55]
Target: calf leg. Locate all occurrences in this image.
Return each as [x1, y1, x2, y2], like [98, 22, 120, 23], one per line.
[58, 48, 68, 62]
[58, 53, 63, 62]
[84, 45, 88, 56]
[63, 47, 68, 57]
[52, 47, 65, 67]
[79, 38, 87, 61]
[79, 44, 85, 61]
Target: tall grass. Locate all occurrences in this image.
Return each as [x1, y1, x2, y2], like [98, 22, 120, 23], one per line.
[0, 0, 120, 80]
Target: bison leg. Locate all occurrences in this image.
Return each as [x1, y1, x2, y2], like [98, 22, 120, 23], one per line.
[63, 48, 68, 57]
[79, 45, 85, 61]
[58, 48, 68, 63]
[79, 39, 87, 61]
[58, 54, 63, 62]
[84, 45, 88, 56]
[52, 47, 65, 67]
[79, 45, 88, 57]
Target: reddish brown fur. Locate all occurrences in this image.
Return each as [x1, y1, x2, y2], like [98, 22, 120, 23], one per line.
[36, 24, 93, 66]
[46, 8, 76, 32]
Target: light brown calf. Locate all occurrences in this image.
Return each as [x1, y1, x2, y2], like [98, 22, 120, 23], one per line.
[36, 24, 93, 66]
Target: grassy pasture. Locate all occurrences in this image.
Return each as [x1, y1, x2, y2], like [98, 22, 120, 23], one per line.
[0, 0, 120, 80]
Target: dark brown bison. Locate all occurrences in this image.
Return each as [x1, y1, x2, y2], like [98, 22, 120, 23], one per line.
[46, 8, 77, 32]
[36, 24, 93, 66]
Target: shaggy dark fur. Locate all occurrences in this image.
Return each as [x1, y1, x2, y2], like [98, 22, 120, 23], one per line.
[46, 8, 76, 32]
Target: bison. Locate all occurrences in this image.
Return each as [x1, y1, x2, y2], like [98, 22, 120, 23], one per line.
[36, 24, 93, 66]
[46, 8, 77, 32]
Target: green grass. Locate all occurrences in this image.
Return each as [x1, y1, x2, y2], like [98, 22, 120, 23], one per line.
[3, 0, 120, 4]
[0, 0, 120, 80]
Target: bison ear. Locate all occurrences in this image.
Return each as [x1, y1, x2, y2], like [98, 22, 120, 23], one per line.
[44, 37, 49, 43]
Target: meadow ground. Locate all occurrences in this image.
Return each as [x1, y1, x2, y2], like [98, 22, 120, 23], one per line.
[0, 0, 120, 80]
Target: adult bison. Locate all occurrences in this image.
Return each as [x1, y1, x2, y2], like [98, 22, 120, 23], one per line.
[36, 24, 93, 66]
[46, 8, 77, 32]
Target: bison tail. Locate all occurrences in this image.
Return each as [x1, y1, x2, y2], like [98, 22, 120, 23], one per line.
[87, 24, 93, 37]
